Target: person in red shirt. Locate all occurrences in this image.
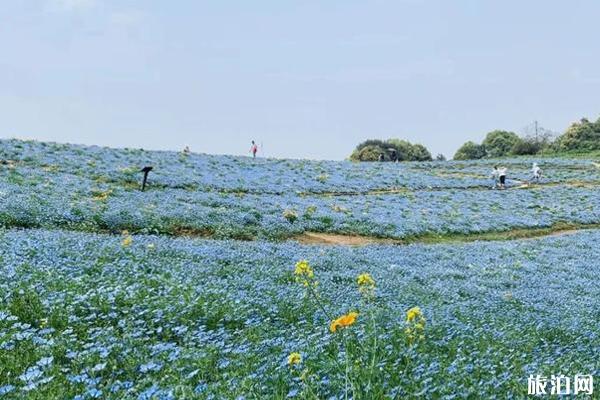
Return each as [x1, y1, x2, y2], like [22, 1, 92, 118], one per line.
[250, 140, 258, 158]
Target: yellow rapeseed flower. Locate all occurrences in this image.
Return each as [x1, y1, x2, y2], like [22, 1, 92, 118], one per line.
[329, 311, 359, 333]
[357, 273, 375, 286]
[294, 260, 314, 278]
[357, 273, 376, 297]
[406, 306, 422, 323]
[405, 306, 426, 344]
[287, 352, 302, 366]
[121, 232, 133, 247]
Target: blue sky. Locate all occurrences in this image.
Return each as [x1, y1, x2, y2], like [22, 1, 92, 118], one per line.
[1, 1, 599, 160]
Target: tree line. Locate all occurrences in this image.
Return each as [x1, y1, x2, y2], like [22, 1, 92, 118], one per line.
[454, 117, 600, 160]
[350, 115, 600, 162]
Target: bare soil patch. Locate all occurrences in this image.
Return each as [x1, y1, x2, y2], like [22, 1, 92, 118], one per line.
[293, 222, 600, 246]
[295, 232, 400, 246]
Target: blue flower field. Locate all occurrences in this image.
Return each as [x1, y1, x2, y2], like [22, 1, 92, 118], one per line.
[0, 140, 599, 399]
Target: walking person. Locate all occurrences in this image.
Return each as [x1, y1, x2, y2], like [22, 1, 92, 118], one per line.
[498, 166, 507, 189]
[250, 140, 258, 158]
[531, 162, 542, 183]
[491, 166, 500, 189]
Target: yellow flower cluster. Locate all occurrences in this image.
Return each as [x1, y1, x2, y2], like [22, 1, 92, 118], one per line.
[121, 231, 133, 247]
[92, 189, 112, 202]
[294, 260, 314, 278]
[405, 306, 426, 344]
[357, 273, 375, 286]
[330, 311, 359, 333]
[406, 306, 422, 322]
[283, 209, 298, 223]
[294, 260, 316, 287]
[287, 352, 302, 366]
[357, 272, 375, 297]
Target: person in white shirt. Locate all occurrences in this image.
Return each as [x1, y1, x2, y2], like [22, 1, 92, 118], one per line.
[498, 166, 507, 189]
[491, 166, 500, 189]
[531, 162, 542, 183]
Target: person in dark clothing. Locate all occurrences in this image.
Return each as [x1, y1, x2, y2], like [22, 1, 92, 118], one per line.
[498, 167, 507, 189]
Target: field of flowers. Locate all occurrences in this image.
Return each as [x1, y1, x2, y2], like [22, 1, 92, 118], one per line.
[2, 139, 600, 194]
[1, 229, 599, 398]
[1, 139, 599, 398]
[2, 140, 600, 241]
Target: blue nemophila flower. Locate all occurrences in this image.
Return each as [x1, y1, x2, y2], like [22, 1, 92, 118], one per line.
[19, 367, 42, 383]
[86, 388, 102, 398]
[90, 362, 107, 373]
[3, 139, 600, 240]
[36, 357, 54, 368]
[194, 383, 208, 394]
[139, 362, 163, 373]
[67, 374, 88, 384]
[1, 141, 600, 398]
[0, 385, 15, 396]
[138, 384, 159, 400]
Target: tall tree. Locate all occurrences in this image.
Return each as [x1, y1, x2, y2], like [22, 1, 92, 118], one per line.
[555, 118, 600, 152]
[453, 141, 486, 160]
[481, 130, 520, 158]
[350, 139, 432, 162]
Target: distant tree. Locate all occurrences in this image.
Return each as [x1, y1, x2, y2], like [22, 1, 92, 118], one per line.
[350, 139, 433, 162]
[351, 144, 387, 161]
[482, 130, 520, 158]
[511, 132, 554, 155]
[453, 141, 486, 160]
[411, 144, 433, 161]
[510, 137, 541, 155]
[353, 139, 388, 153]
[555, 117, 600, 152]
[435, 153, 446, 161]
[386, 139, 414, 161]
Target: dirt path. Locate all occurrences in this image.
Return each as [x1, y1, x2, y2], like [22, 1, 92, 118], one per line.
[544, 229, 581, 237]
[305, 180, 600, 197]
[295, 232, 399, 246]
[292, 222, 600, 246]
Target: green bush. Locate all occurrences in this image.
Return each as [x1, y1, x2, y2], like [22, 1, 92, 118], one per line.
[350, 139, 432, 162]
[453, 141, 486, 160]
[555, 117, 600, 152]
[482, 130, 520, 158]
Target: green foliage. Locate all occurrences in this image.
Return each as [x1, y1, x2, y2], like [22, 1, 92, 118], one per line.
[455, 116, 600, 160]
[410, 143, 433, 161]
[351, 144, 384, 162]
[511, 135, 551, 155]
[283, 209, 298, 223]
[8, 286, 45, 326]
[555, 117, 600, 152]
[453, 141, 486, 160]
[482, 130, 520, 158]
[350, 139, 432, 162]
[455, 128, 558, 160]
[387, 139, 415, 161]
